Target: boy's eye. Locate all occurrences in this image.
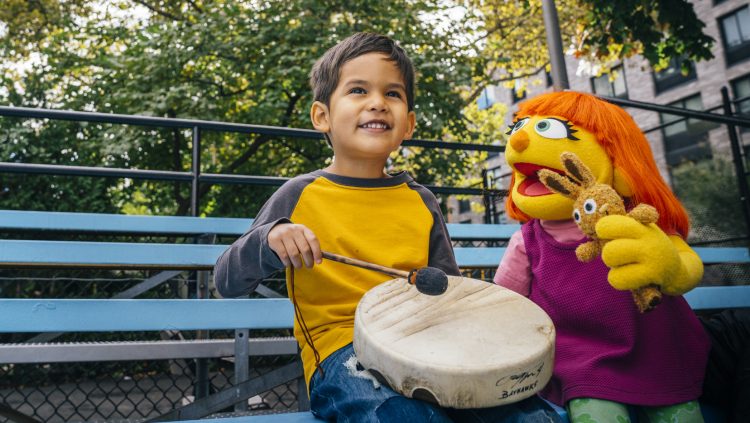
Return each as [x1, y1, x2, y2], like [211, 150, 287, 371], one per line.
[386, 91, 402, 98]
[349, 87, 366, 95]
[533, 118, 580, 140]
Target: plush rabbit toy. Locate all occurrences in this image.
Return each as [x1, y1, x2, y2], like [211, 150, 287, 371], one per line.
[538, 152, 662, 313]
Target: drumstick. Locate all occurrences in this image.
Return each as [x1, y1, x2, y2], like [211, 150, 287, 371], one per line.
[321, 251, 448, 296]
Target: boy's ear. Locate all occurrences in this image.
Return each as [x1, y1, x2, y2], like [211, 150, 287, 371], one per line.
[404, 110, 416, 140]
[310, 101, 331, 133]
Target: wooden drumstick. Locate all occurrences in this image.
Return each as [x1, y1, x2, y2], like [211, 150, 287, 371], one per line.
[321, 251, 448, 296]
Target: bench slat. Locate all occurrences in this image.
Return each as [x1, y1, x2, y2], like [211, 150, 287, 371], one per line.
[0, 209, 253, 235]
[446, 223, 521, 240]
[0, 239, 226, 269]
[0, 210, 524, 240]
[0, 337, 297, 363]
[178, 413, 320, 423]
[454, 247, 750, 266]
[1, 240, 747, 269]
[685, 286, 750, 310]
[0, 299, 294, 332]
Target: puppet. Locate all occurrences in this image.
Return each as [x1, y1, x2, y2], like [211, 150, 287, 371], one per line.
[495, 91, 710, 422]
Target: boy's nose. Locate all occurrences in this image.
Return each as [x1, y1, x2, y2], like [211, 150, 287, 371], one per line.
[509, 130, 530, 152]
[368, 95, 388, 112]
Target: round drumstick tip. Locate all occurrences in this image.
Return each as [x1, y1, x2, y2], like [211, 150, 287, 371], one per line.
[408, 267, 448, 296]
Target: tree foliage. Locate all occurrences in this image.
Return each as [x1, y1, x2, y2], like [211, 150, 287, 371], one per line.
[0, 0, 715, 217]
[577, 0, 713, 70]
[464, 0, 714, 99]
[1, 0, 493, 216]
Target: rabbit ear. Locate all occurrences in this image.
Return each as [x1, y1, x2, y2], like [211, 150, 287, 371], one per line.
[538, 169, 580, 199]
[560, 152, 596, 188]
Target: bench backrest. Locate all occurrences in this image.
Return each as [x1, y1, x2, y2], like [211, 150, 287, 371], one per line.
[1, 209, 747, 265]
[1, 209, 748, 311]
[0, 298, 292, 333]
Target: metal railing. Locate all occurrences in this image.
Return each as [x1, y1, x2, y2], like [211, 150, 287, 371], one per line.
[3, 89, 749, 227]
[603, 88, 750, 237]
[0, 106, 506, 219]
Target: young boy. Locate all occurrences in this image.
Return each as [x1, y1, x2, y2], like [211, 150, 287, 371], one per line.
[214, 32, 560, 422]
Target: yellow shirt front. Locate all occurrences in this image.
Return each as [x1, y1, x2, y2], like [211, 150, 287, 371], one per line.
[214, 170, 460, 386]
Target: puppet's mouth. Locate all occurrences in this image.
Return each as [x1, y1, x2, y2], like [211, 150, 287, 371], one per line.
[514, 163, 563, 197]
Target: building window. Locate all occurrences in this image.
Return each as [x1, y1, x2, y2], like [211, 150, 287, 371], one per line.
[511, 79, 526, 103]
[732, 74, 750, 117]
[477, 86, 495, 110]
[659, 94, 714, 165]
[652, 56, 697, 94]
[590, 65, 628, 99]
[731, 74, 750, 134]
[720, 5, 750, 65]
[458, 199, 472, 214]
[486, 166, 508, 190]
[544, 69, 553, 87]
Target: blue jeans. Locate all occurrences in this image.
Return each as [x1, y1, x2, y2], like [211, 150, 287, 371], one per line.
[309, 343, 562, 423]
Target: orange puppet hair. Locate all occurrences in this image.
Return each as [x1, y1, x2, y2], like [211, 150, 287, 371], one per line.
[505, 91, 690, 238]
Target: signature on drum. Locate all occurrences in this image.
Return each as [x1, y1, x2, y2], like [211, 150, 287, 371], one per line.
[495, 362, 545, 400]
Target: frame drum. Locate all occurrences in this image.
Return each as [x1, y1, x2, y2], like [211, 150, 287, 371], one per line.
[353, 276, 554, 409]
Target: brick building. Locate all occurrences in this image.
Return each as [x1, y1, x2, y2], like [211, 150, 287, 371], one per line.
[448, 0, 750, 224]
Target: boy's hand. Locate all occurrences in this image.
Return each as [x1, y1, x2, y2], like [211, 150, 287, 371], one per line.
[268, 223, 322, 269]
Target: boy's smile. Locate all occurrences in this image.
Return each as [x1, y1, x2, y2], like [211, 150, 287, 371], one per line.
[311, 52, 416, 176]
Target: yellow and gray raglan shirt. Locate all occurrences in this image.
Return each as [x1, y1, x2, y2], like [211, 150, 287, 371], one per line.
[214, 170, 460, 387]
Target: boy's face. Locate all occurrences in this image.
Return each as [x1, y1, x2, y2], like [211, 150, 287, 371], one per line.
[311, 53, 416, 162]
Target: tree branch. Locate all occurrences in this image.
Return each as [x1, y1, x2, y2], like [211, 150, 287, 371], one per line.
[130, 0, 184, 21]
[186, 0, 203, 13]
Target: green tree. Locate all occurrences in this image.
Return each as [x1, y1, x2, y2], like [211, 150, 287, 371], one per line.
[1, 0, 492, 217]
[463, 0, 714, 101]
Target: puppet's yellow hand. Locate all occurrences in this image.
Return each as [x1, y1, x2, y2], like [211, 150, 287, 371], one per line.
[596, 215, 701, 295]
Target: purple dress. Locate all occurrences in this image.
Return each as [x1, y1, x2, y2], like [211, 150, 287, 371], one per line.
[522, 219, 710, 406]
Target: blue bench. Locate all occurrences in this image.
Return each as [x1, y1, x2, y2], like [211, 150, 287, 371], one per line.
[0, 209, 748, 422]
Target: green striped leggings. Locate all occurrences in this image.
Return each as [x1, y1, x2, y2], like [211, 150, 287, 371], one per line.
[566, 398, 703, 423]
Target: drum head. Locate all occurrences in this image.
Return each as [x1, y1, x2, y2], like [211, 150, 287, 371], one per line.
[354, 276, 554, 409]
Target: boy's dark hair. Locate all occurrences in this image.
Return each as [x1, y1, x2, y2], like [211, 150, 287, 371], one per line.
[310, 32, 416, 111]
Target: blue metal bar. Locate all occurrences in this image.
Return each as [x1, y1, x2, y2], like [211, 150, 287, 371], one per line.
[447, 223, 521, 240]
[0, 210, 253, 235]
[0, 299, 294, 332]
[0, 210, 518, 238]
[684, 286, 750, 310]
[0, 239, 226, 269]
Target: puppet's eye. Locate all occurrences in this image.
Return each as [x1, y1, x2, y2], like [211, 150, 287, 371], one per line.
[573, 209, 581, 223]
[534, 118, 572, 139]
[583, 199, 597, 214]
[506, 118, 530, 135]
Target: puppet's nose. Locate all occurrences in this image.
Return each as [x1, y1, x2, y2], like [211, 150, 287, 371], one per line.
[509, 130, 529, 152]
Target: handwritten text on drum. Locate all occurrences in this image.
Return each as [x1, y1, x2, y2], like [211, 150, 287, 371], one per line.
[496, 362, 545, 400]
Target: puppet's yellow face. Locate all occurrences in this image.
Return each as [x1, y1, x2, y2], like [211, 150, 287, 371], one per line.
[505, 115, 614, 221]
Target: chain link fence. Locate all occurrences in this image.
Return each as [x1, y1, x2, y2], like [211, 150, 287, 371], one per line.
[0, 233, 504, 423]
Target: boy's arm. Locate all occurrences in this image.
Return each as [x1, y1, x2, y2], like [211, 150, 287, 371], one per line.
[412, 185, 461, 276]
[214, 178, 310, 297]
[214, 217, 289, 298]
[428, 213, 461, 276]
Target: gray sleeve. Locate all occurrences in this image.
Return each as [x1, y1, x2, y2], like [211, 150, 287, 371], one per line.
[411, 183, 461, 276]
[214, 176, 313, 297]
